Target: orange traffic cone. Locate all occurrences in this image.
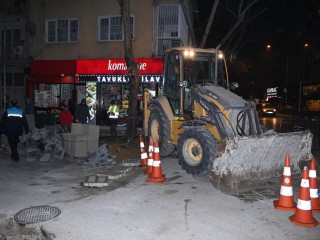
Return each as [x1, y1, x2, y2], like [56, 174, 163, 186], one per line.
[139, 135, 147, 167]
[144, 137, 153, 176]
[289, 166, 319, 227]
[146, 139, 167, 184]
[273, 154, 296, 211]
[309, 159, 320, 212]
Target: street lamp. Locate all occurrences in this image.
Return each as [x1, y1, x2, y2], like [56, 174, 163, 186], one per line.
[298, 42, 310, 112]
[265, 44, 288, 103]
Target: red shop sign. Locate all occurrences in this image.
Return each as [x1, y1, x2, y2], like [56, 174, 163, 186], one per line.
[76, 58, 164, 75]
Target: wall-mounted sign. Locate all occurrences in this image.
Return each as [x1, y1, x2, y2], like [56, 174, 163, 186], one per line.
[78, 74, 162, 83]
[76, 58, 164, 75]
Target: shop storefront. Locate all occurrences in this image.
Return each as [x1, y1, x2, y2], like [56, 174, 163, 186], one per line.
[30, 58, 163, 127]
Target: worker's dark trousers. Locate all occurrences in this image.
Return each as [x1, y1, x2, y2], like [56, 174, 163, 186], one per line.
[6, 134, 20, 161]
[109, 118, 118, 137]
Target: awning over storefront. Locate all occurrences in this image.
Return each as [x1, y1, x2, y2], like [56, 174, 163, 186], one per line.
[31, 58, 164, 84]
[31, 60, 77, 84]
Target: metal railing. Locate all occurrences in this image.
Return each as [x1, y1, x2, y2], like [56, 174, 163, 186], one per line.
[155, 38, 183, 56]
[0, 42, 26, 60]
[279, 117, 320, 151]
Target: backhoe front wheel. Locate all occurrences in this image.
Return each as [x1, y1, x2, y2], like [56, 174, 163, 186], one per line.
[148, 107, 175, 157]
[177, 127, 218, 175]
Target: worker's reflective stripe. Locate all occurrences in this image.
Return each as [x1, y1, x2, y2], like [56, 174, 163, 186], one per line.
[280, 185, 293, 196]
[154, 147, 159, 153]
[283, 167, 291, 176]
[153, 160, 161, 167]
[7, 113, 22, 118]
[147, 159, 153, 165]
[140, 142, 145, 147]
[297, 199, 312, 210]
[309, 170, 317, 178]
[301, 179, 310, 188]
[310, 188, 319, 198]
[141, 152, 148, 159]
[108, 105, 119, 118]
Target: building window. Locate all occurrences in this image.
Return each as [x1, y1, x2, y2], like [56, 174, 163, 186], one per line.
[98, 16, 134, 41]
[157, 4, 179, 38]
[154, 4, 186, 56]
[46, 18, 79, 43]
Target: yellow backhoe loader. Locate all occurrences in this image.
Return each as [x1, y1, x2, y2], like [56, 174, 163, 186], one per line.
[143, 47, 313, 194]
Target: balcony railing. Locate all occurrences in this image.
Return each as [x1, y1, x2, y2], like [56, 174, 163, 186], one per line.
[155, 38, 183, 57]
[0, 42, 26, 60]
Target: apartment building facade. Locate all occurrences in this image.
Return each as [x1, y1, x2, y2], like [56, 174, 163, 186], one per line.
[0, 0, 192, 125]
[0, 0, 27, 109]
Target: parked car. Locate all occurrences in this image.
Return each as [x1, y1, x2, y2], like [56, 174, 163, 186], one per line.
[259, 102, 277, 116]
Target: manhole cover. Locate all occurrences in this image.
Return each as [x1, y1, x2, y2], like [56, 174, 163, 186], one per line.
[14, 205, 61, 224]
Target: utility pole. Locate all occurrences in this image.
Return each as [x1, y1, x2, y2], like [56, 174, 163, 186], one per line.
[2, 6, 6, 110]
[285, 50, 288, 105]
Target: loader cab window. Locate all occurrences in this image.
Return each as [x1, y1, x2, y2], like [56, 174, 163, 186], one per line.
[184, 52, 227, 89]
[164, 52, 181, 115]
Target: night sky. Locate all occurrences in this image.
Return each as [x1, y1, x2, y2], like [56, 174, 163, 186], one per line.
[194, 0, 320, 101]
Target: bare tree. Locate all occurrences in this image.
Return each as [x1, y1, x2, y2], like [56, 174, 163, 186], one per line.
[199, 0, 220, 48]
[194, 0, 266, 54]
[117, 0, 140, 141]
[222, 0, 267, 55]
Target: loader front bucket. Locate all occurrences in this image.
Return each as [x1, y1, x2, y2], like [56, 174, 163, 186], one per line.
[210, 130, 313, 195]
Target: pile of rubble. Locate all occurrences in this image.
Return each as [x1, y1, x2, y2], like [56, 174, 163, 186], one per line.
[9, 126, 117, 167]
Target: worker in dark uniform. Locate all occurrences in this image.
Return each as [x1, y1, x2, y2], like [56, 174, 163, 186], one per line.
[75, 98, 90, 124]
[0, 99, 29, 162]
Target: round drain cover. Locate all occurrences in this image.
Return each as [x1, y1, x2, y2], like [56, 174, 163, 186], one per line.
[14, 205, 61, 224]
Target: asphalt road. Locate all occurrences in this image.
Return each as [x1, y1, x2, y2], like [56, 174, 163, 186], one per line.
[0, 152, 319, 239]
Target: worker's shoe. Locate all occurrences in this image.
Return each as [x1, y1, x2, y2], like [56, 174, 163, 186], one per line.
[12, 155, 19, 162]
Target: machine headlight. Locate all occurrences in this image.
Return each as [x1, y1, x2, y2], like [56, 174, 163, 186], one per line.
[218, 53, 224, 59]
[183, 50, 195, 58]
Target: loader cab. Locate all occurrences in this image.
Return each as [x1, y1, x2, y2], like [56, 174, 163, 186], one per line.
[162, 48, 228, 116]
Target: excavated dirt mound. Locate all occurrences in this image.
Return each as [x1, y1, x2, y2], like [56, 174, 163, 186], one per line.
[99, 136, 141, 163]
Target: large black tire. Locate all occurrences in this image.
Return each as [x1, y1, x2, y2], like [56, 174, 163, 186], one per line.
[177, 127, 217, 175]
[148, 107, 175, 157]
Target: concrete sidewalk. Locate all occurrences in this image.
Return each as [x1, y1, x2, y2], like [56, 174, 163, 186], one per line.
[0, 151, 319, 239]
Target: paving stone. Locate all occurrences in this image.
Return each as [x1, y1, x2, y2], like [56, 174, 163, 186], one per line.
[111, 165, 133, 173]
[83, 175, 108, 187]
[122, 158, 140, 166]
[105, 172, 124, 180]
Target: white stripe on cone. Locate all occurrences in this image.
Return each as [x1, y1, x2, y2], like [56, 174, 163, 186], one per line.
[153, 161, 161, 167]
[301, 179, 310, 188]
[297, 199, 312, 211]
[309, 169, 317, 178]
[283, 167, 291, 176]
[310, 188, 319, 198]
[280, 186, 294, 196]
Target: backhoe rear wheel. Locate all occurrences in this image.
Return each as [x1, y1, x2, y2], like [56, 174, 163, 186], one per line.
[148, 107, 175, 157]
[177, 127, 217, 175]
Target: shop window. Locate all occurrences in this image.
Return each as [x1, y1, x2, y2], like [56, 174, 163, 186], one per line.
[61, 84, 74, 106]
[46, 18, 79, 43]
[35, 84, 61, 108]
[98, 15, 134, 41]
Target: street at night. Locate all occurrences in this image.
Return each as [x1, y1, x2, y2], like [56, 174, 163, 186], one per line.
[1, 0, 320, 239]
